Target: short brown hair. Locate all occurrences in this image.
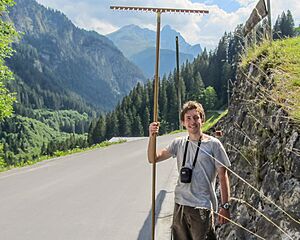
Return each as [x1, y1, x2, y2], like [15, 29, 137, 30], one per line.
[180, 101, 205, 122]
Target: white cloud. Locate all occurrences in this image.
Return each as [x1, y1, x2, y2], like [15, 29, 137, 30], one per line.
[166, 3, 254, 49]
[234, 0, 256, 7]
[272, 0, 300, 24]
[36, 0, 300, 50]
[75, 17, 118, 35]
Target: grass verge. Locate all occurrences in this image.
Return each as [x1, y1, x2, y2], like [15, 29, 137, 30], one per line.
[0, 140, 126, 172]
[241, 37, 300, 123]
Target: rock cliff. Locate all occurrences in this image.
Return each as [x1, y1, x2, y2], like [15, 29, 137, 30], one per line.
[214, 39, 300, 239]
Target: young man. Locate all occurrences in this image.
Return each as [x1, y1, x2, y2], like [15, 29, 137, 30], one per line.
[148, 101, 231, 240]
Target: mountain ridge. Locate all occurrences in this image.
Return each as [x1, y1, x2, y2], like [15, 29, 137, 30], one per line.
[130, 47, 194, 78]
[107, 24, 202, 77]
[7, 0, 146, 112]
[107, 24, 202, 58]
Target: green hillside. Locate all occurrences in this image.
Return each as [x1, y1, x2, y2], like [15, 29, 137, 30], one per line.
[0, 110, 89, 167]
[242, 36, 300, 122]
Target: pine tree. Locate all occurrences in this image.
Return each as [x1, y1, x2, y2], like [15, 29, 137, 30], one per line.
[126, 108, 134, 137]
[159, 75, 168, 121]
[273, 15, 282, 39]
[273, 11, 295, 39]
[92, 115, 106, 144]
[146, 80, 154, 121]
[105, 112, 119, 140]
[132, 115, 143, 137]
[141, 106, 150, 136]
[280, 12, 288, 38]
[166, 76, 178, 131]
[285, 10, 295, 37]
[191, 71, 205, 102]
[118, 108, 131, 137]
[193, 48, 209, 86]
[179, 76, 186, 107]
[87, 119, 97, 145]
[182, 62, 194, 97]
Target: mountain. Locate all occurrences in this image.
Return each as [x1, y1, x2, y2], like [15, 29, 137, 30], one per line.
[107, 24, 156, 59]
[107, 24, 202, 78]
[160, 25, 202, 57]
[7, 0, 146, 112]
[107, 24, 202, 58]
[130, 48, 194, 78]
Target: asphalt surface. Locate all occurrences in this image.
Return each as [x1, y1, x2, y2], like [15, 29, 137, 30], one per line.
[0, 133, 185, 240]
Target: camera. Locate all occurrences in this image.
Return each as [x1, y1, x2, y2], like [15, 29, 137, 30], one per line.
[180, 167, 193, 183]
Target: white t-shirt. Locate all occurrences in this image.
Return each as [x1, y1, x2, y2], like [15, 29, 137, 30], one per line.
[167, 135, 231, 211]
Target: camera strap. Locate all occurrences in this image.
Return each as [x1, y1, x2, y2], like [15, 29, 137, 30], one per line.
[182, 136, 202, 168]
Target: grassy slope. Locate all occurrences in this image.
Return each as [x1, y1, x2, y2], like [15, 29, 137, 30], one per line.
[170, 110, 228, 134]
[242, 36, 300, 122]
[202, 110, 228, 132]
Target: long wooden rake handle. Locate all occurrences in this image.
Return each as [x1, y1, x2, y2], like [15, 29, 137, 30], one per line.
[151, 11, 161, 240]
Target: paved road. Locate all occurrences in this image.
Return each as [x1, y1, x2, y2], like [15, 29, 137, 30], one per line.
[0, 133, 185, 240]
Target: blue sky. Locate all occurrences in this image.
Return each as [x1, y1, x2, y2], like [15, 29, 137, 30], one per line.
[192, 0, 241, 12]
[36, 0, 300, 50]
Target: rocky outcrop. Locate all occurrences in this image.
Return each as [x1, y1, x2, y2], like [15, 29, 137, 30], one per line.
[214, 62, 300, 239]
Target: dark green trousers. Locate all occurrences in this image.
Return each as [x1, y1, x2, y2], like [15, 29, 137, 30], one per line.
[172, 203, 217, 240]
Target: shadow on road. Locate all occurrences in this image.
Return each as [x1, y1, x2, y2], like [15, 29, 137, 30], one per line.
[137, 190, 167, 240]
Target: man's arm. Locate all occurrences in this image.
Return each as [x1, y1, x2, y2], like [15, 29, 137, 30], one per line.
[147, 122, 172, 163]
[217, 166, 230, 224]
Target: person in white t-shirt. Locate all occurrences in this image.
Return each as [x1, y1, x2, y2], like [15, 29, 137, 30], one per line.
[147, 101, 231, 240]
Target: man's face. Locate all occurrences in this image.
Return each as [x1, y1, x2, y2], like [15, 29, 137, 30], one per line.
[182, 109, 202, 134]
